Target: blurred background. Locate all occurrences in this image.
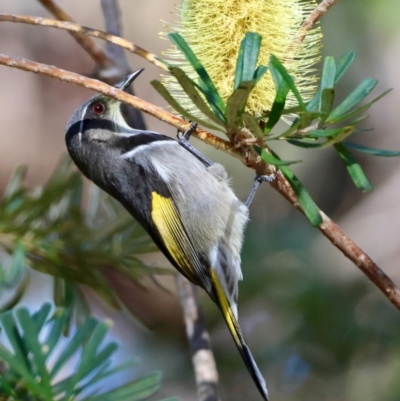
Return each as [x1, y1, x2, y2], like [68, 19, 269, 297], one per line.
[1, 1, 400, 400]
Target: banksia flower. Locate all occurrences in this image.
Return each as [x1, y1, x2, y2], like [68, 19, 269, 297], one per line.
[163, 0, 322, 118]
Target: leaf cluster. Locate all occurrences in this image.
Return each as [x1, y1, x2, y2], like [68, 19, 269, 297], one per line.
[0, 303, 175, 401]
[0, 157, 169, 322]
[152, 32, 400, 226]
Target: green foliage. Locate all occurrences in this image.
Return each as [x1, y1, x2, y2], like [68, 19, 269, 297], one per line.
[0, 303, 174, 401]
[0, 157, 170, 321]
[151, 32, 399, 227]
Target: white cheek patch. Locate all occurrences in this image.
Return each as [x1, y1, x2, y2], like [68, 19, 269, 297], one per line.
[78, 102, 90, 143]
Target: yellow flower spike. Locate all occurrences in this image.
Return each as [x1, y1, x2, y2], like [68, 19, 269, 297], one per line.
[162, 0, 322, 119]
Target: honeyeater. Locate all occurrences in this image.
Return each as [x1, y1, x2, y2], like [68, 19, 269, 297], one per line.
[65, 69, 269, 400]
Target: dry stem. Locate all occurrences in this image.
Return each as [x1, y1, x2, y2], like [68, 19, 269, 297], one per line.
[0, 13, 167, 71]
[36, 0, 109, 68]
[297, 0, 340, 44]
[1, 54, 399, 313]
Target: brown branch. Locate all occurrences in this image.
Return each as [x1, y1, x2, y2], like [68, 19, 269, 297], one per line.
[0, 54, 229, 151]
[36, 0, 109, 68]
[294, 0, 340, 47]
[176, 276, 220, 401]
[0, 13, 168, 71]
[1, 54, 400, 314]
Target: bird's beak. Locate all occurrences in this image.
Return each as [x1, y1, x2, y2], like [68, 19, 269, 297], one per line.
[115, 68, 145, 91]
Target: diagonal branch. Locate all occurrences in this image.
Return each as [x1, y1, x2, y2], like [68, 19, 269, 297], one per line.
[299, 0, 340, 40]
[36, 0, 109, 68]
[0, 55, 399, 313]
[0, 13, 167, 71]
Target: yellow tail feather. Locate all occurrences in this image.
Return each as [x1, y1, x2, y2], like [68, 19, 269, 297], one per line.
[211, 270, 269, 400]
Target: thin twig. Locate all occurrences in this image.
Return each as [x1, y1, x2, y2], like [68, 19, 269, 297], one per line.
[99, 0, 146, 129]
[0, 14, 167, 71]
[0, 54, 228, 150]
[292, 0, 340, 48]
[36, 1, 109, 68]
[1, 55, 400, 313]
[176, 276, 220, 401]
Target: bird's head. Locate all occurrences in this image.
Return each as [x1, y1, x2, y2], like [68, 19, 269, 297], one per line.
[65, 68, 144, 149]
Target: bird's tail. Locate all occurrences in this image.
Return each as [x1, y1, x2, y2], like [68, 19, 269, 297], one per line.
[211, 270, 269, 401]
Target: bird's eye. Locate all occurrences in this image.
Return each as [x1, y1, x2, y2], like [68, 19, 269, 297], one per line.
[92, 102, 105, 114]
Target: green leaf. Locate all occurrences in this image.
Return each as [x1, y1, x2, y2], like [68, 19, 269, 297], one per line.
[328, 77, 378, 121]
[32, 302, 52, 330]
[343, 142, 400, 157]
[226, 81, 255, 131]
[254, 65, 268, 84]
[0, 312, 29, 371]
[168, 33, 226, 113]
[335, 51, 357, 83]
[2, 241, 26, 287]
[334, 143, 372, 192]
[319, 88, 335, 122]
[86, 372, 162, 401]
[234, 32, 262, 89]
[265, 61, 290, 133]
[326, 89, 391, 124]
[320, 56, 336, 92]
[279, 165, 322, 226]
[269, 54, 306, 109]
[75, 320, 114, 383]
[50, 317, 98, 379]
[150, 80, 224, 130]
[16, 308, 53, 400]
[2, 165, 27, 201]
[243, 113, 265, 137]
[254, 146, 300, 166]
[288, 139, 322, 149]
[169, 67, 226, 124]
[306, 128, 343, 138]
[44, 309, 68, 358]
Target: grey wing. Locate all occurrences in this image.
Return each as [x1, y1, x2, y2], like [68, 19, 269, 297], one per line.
[131, 140, 249, 313]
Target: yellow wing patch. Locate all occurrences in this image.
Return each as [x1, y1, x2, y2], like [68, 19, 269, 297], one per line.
[151, 191, 198, 284]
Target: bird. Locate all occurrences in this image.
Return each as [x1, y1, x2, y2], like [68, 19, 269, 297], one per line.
[65, 68, 269, 400]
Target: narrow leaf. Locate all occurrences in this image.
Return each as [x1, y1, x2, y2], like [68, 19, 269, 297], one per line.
[168, 33, 226, 113]
[150, 80, 224, 130]
[226, 81, 255, 131]
[50, 318, 98, 378]
[343, 142, 400, 157]
[254, 65, 268, 84]
[253, 146, 300, 166]
[328, 77, 378, 121]
[335, 51, 357, 82]
[288, 139, 322, 149]
[2, 165, 27, 200]
[266, 62, 290, 133]
[319, 88, 335, 121]
[306, 128, 343, 138]
[16, 308, 53, 399]
[234, 32, 262, 89]
[320, 56, 336, 91]
[269, 55, 306, 109]
[169, 67, 226, 124]
[326, 89, 391, 124]
[279, 165, 322, 226]
[243, 113, 265, 137]
[334, 143, 372, 192]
